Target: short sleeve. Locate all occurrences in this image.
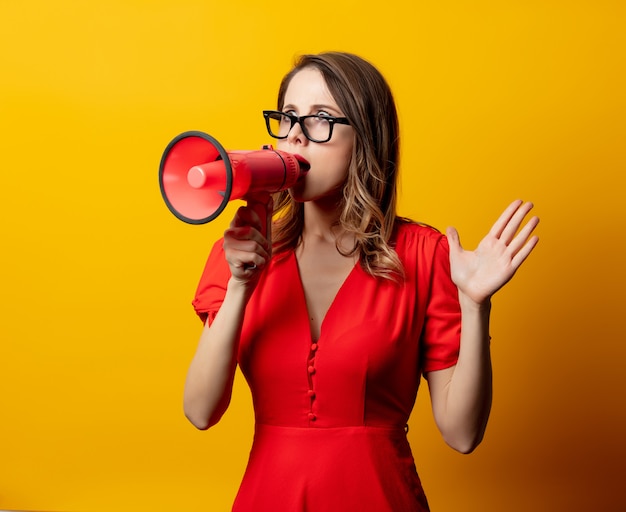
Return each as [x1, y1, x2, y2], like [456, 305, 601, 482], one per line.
[191, 238, 231, 325]
[420, 236, 461, 374]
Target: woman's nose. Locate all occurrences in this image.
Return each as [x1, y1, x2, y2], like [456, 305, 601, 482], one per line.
[286, 120, 307, 145]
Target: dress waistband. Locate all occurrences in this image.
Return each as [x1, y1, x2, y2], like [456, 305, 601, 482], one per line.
[254, 423, 409, 436]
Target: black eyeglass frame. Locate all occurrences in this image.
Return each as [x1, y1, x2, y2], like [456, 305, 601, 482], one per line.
[262, 110, 350, 143]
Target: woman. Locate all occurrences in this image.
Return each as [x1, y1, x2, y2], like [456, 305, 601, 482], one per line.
[184, 52, 539, 511]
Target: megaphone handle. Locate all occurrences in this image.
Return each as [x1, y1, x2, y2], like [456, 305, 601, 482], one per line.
[245, 194, 272, 239]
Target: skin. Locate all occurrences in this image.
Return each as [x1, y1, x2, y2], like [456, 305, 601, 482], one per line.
[278, 68, 355, 206]
[183, 68, 540, 455]
[430, 199, 539, 452]
[276, 68, 358, 341]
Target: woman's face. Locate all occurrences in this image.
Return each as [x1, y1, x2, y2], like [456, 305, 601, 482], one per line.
[276, 67, 354, 204]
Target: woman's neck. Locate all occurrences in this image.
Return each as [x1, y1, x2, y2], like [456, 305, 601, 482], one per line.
[301, 200, 355, 253]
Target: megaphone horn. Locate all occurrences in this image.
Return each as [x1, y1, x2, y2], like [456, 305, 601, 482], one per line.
[159, 131, 309, 226]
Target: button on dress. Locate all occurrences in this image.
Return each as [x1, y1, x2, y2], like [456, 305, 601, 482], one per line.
[193, 221, 461, 511]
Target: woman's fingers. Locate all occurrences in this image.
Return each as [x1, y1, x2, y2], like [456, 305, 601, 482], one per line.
[231, 206, 271, 247]
[499, 201, 536, 245]
[445, 226, 462, 252]
[509, 222, 540, 269]
[226, 246, 267, 271]
[488, 199, 524, 239]
[506, 213, 540, 256]
[224, 205, 272, 276]
[446, 201, 540, 303]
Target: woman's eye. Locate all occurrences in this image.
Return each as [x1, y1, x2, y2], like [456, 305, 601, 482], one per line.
[311, 116, 329, 125]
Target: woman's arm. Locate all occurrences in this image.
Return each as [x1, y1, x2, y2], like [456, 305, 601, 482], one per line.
[425, 297, 492, 453]
[426, 200, 539, 453]
[183, 279, 253, 430]
[183, 195, 273, 430]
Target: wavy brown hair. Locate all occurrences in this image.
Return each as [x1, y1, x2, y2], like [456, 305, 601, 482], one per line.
[271, 52, 404, 280]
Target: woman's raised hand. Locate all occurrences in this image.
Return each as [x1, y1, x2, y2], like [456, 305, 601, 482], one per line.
[222, 193, 273, 285]
[446, 200, 540, 306]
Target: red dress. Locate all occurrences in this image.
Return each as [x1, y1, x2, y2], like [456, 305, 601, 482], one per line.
[193, 221, 461, 511]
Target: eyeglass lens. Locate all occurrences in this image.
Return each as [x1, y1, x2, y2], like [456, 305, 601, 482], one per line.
[268, 113, 332, 142]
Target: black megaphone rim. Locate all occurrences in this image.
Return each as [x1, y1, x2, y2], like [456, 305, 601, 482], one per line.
[158, 131, 233, 225]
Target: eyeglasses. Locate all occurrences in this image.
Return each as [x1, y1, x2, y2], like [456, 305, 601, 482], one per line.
[263, 110, 350, 143]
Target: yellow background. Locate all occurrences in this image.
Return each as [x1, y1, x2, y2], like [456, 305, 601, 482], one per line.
[1, 1, 625, 511]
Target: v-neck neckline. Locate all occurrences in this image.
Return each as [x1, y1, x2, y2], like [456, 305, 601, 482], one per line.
[289, 252, 360, 343]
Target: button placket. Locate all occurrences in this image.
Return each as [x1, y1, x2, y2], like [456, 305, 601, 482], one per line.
[306, 341, 319, 424]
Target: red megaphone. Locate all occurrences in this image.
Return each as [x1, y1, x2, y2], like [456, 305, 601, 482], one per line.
[159, 131, 309, 226]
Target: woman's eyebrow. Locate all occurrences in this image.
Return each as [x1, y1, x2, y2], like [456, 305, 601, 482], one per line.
[281, 103, 341, 114]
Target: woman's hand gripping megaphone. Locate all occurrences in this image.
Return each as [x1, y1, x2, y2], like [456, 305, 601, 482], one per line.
[223, 192, 274, 286]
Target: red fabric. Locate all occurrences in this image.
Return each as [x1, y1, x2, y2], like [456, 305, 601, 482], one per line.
[192, 221, 461, 511]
